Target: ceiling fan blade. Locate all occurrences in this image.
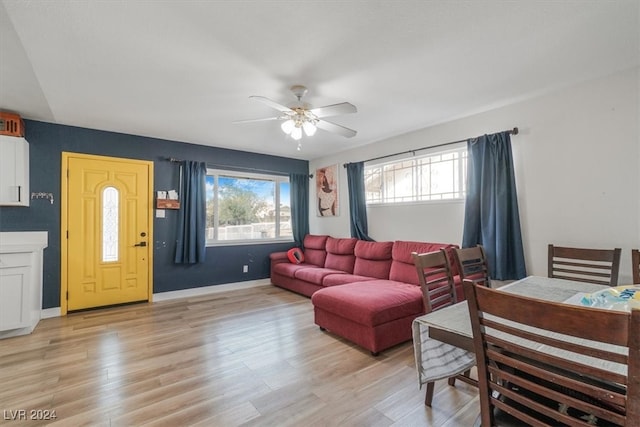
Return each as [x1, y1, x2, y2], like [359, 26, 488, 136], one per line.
[316, 119, 357, 138]
[232, 116, 282, 124]
[249, 96, 294, 113]
[309, 102, 357, 118]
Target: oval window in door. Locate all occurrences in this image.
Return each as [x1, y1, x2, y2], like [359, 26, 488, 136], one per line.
[102, 186, 119, 262]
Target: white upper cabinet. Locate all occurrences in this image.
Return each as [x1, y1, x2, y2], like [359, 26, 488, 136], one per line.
[0, 135, 29, 206]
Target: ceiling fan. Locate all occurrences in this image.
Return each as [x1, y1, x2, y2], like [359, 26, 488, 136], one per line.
[234, 85, 357, 150]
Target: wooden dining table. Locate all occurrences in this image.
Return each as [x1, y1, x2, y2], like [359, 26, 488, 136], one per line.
[411, 275, 627, 392]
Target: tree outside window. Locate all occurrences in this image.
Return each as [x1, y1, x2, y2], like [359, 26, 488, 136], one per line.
[206, 170, 291, 244]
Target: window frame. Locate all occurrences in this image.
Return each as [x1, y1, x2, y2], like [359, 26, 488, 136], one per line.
[205, 168, 293, 247]
[364, 143, 467, 206]
[101, 186, 119, 262]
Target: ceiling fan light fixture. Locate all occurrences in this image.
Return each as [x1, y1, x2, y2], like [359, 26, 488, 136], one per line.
[281, 119, 295, 134]
[302, 121, 317, 137]
[291, 126, 302, 140]
[238, 85, 358, 150]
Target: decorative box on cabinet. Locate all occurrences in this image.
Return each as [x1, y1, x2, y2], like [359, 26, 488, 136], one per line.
[0, 232, 47, 339]
[0, 135, 29, 206]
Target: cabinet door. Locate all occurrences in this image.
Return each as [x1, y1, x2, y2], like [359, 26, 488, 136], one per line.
[0, 266, 30, 330]
[0, 136, 29, 206]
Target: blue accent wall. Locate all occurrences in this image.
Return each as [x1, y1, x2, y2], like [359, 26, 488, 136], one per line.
[0, 120, 308, 309]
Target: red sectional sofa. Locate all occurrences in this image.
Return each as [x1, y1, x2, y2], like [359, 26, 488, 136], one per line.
[269, 234, 461, 355]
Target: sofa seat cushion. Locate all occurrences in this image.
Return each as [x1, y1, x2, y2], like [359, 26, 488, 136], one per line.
[272, 262, 314, 278]
[322, 274, 377, 287]
[311, 280, 423, 327]
[294, 267, 347, 285]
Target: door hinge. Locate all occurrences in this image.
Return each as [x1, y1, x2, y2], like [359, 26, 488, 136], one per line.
[66, 291, 68, 300]
[67, 169, 69, 178]
[66, 230, 69, 239]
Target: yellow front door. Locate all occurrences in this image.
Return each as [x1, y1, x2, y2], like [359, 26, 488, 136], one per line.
[62, 153, 153, 312]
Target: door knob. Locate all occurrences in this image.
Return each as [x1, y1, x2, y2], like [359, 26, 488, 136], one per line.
[134, 241, 147, 247]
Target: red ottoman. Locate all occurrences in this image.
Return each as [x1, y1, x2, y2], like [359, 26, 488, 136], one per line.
[311, 279, 423, 355]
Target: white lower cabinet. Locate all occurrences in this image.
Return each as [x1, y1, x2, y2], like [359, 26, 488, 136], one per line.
[0, 232, 47, 338]
[0, 254, 30, 330]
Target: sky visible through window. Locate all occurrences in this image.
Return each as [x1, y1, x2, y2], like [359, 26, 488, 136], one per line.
[206, 176, 290, 205]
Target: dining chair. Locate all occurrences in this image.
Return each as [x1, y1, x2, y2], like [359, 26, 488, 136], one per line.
[412, 249, 475, 407]
[632, 249, 640, 284]
[412, 249, 458, 313]
[464, 280, 639, 427]
[453, 245, 491, 288]
[548, 244, 621, 286]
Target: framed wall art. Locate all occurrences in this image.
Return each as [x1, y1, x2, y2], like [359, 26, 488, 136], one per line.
[315, 164, 338, 217]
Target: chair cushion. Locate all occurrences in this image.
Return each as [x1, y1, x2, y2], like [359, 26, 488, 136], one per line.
[311, 280, 423, 326]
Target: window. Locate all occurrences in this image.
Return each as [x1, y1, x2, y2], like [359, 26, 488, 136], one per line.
[102, 186, 119, 262]
[205, 169, 292, 244]
[364, 145, 467, 204]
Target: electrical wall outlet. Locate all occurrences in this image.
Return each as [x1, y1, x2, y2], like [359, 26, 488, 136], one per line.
[243, 265, 248, 273]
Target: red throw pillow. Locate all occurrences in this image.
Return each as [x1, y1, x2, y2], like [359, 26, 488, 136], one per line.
[287, 248, 305, 264]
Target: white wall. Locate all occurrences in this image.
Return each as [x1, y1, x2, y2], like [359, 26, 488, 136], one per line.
[309, 67, 640, 282]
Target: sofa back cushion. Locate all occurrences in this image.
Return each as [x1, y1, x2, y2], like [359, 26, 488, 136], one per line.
[323, 237, 358, 273]
[389, 241, 458, 285]
[303, 234, 329, 267]
[353, 240, 394, 279]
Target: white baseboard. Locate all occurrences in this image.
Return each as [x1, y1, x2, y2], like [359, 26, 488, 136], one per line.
[152, 279, 272, 302]
[0, 325, 37, 339]
[41, 307, 61, 319]
[38, 279, 273, 317]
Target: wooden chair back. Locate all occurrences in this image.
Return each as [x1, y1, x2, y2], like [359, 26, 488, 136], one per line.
[453, 245, 491, 287]
[548, 244, 621, 286]
[464, 280, 640, 427]
[413, 249, 475, 407]
[412, 249, 457, 313]
[632, 249, 640, 284]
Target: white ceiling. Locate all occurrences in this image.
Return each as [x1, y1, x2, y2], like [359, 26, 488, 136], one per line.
[1, 1, 638, 161]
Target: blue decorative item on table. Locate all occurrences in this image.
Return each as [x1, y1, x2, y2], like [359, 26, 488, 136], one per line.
[581, 285, 640, 311]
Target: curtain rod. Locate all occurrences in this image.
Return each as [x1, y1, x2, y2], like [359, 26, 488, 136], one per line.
[197, 161, 315, 178]
[165, 158, 312, 178]
[344, 127, 518, 167]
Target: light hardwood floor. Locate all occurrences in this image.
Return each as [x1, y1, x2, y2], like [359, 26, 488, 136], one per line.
[0, 285, 480, 426]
